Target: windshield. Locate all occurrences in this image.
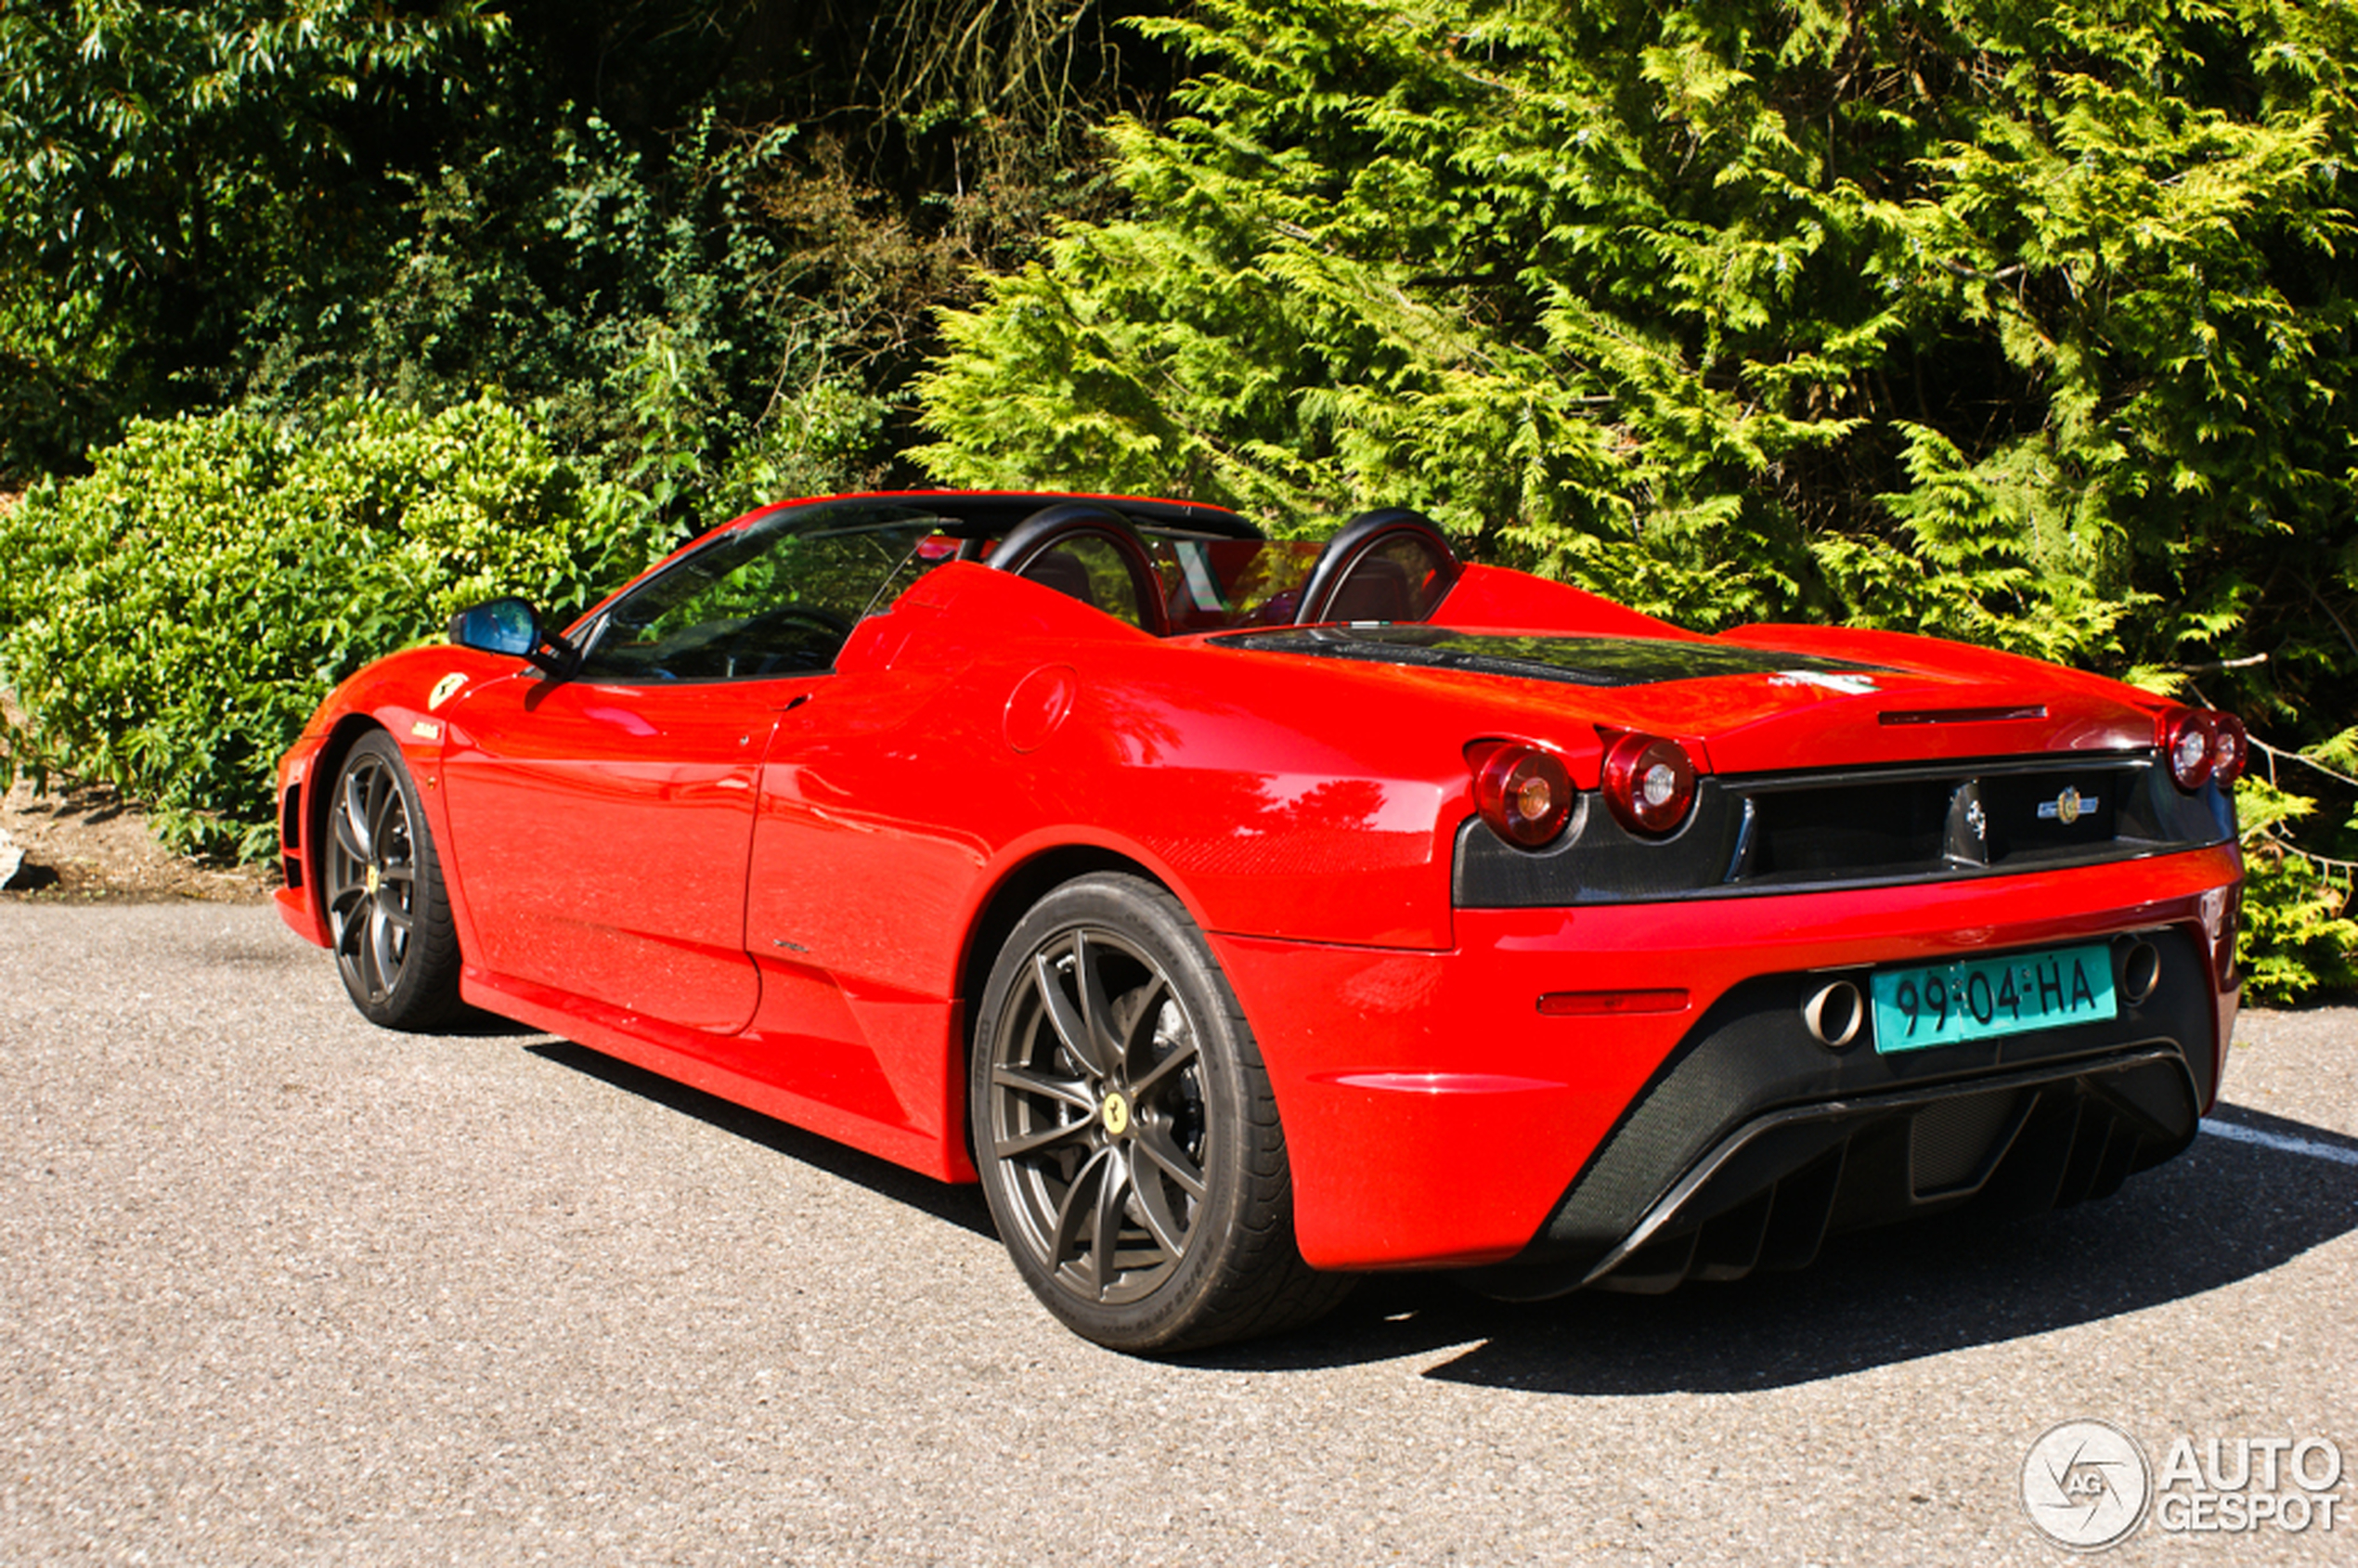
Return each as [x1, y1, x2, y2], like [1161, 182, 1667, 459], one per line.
[567, 496, 1340, 681]
[575, 501, 946, 681]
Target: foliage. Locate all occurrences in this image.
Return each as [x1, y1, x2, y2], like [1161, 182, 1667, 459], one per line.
[920, 0, 2354, 659]
[227, 107, 909, 527]
[0, 1, 1154, 489]
[920, 0, 2358, 995]
[2235, 738, 2358, 1004]
[0, 0, 506, 473]
[0, 398, 671, 859]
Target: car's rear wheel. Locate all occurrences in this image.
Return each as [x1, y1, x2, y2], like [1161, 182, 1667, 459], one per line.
[322, 731, 464, 1031]
[971, 874, 1351, 1352]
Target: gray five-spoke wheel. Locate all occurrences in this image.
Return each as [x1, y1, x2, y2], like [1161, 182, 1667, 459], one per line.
[327, 748, 421, 1006]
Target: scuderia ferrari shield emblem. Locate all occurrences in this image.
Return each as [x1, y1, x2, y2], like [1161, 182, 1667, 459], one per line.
[2040, 786, 2089, 825]
[428, 672, 468, 710]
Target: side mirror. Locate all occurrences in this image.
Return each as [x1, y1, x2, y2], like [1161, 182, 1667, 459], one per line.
[448, 596, 575, 676]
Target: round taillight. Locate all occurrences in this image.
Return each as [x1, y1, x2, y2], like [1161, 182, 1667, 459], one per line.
[1602, 732, 1698, 836]
[2164, 708, 2218, 791]
[1472, 743, 1574, 849]
[2209, 712, 2248, 786]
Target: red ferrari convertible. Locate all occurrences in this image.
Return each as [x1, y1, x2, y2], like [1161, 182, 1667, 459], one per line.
[274, 492, 2247, 1350]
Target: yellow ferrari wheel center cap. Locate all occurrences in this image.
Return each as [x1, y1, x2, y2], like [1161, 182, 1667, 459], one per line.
[1101, 1091, 1130, 1136]
[365, 864, 382, 896]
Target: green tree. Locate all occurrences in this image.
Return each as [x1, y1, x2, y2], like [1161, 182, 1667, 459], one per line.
[0, 0, 1160, 507]
[0, 0, 506, 468]
[922, 0, 2357, 667]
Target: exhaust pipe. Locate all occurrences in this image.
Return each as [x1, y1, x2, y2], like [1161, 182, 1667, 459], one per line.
[2122, 940, 2161, 1005]
[1803, 979, 1864, 1050]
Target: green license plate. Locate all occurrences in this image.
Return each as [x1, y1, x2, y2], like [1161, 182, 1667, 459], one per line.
[1870, 943, 2117, 1054]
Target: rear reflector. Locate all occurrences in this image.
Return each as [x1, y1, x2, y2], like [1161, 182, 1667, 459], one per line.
[1538, 988, 1690, 1017]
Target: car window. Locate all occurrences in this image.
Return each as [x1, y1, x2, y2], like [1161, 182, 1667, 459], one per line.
[576, 505, 940, 682]
[1324, 533, 1455, 623]
[1156, 538, 1327, 631]
[1018, 534, 1154, 629]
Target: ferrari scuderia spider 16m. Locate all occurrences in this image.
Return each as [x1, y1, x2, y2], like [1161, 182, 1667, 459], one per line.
[275, 493, 2247, 1351]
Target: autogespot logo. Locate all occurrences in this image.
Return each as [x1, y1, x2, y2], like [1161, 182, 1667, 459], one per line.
[2022, 1420, 2153, 1551]
[2022, 1422, 2348, 1550]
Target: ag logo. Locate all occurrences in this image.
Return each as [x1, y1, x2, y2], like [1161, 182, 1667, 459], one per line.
[2024, 1419, 2152, 1551]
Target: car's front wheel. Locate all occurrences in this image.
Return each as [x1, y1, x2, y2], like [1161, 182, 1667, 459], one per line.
[322, 730, 465, 1031]
[970, 873, 1350, 1352]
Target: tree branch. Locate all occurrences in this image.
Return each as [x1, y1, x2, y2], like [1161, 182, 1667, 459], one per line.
[2252, 734, 2358, 790]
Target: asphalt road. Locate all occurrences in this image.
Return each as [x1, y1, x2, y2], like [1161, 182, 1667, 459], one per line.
[3, 903, 2352, 1566]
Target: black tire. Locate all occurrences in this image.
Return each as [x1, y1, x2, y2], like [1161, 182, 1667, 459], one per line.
[970, 874, 1354, 1352]
[321, 731, 465, 1031]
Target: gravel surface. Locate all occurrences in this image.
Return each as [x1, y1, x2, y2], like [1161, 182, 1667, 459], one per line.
[3, 904, 2352, 1566]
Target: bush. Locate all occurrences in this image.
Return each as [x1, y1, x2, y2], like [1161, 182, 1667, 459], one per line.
[233, 111, 900, 507]
[0, 395, 673, 858]
[2235, 750, 2358, 1005]
[918, 0, 2358, 688]
[0, 0, 510, 479]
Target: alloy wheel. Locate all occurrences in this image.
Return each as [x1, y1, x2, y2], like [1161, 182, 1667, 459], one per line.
[324, 749, 422, 1008]
[983, 925, 1210, 1305]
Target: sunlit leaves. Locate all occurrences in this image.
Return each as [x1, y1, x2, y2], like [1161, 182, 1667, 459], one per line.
[0, 1, 502, 280]
[0, 397, 668, 859]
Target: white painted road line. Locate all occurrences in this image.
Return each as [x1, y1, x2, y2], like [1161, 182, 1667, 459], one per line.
[2202, 1118, 2358, 1168]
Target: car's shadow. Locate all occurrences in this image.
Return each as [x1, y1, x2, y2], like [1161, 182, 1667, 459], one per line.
[517, 1030, 2353, 1389]
[1205, 1105, 2358, 1391]
[525, 1040, 996, 1240]
[444, 1006, 553, 1039]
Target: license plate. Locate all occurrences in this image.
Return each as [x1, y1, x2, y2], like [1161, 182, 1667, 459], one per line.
[1870, 943, 2116, 1054]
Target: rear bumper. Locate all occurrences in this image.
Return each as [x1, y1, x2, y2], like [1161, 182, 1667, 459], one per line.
[1462, 976, 2203, 1299]
[1209, 845, 2241, 1275]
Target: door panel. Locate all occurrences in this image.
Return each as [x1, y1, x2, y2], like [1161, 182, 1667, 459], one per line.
[745, 671, 994, 994]
[440, 672, 818, 1032]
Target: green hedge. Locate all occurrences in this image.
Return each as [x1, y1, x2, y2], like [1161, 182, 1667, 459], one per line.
[2235, 772, 2358, 1004]
[0, 395, 672, 857]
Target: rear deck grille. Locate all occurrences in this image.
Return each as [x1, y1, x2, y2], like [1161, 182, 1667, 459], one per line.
[1745, 779, 1950, 878]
